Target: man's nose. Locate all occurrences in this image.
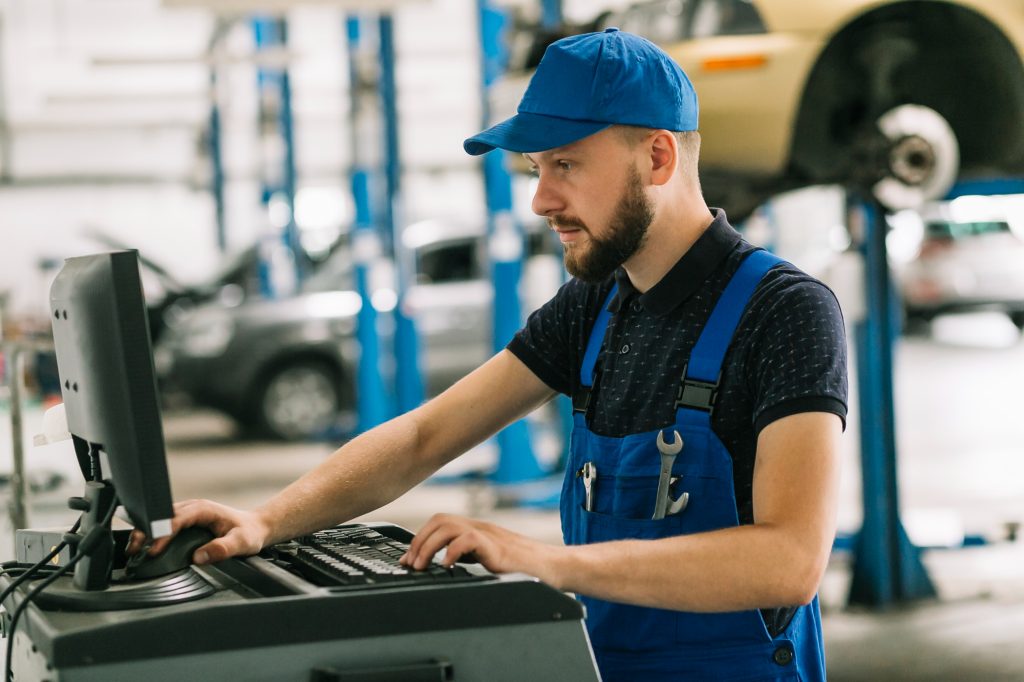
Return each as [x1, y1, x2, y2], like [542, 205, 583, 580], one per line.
[531, 176, 564, 217]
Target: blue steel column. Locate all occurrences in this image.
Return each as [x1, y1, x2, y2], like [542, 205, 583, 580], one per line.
[848, 198, 935, 606]
[540, 0, 563, 28]
[347, 16, 391, 431]
[209, 67, 227, 252]
[253, 17, 302, 296]
[538, 0, 574, 472]
[278, 23, 302, 282]
[478, 1, 543, 482]
[378, 15, 424, 413]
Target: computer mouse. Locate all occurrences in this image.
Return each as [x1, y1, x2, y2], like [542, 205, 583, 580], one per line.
[127, 526, 216, 580]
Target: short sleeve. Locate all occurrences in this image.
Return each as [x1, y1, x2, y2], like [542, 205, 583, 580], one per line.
[745, 276, 849, 435]
[506, 278, 588, 396]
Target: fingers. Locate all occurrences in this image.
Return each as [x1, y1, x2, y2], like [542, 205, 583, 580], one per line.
[126, 499, 259, 561]
[192, 528, 257, 565]
[126, 529, 148, 556]
[441, 532, 484, 568]
[401, 514, 498, 571]
[403, 516, 466, 570]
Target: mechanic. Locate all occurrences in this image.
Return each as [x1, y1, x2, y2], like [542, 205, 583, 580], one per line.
[134, 29, 847, 681]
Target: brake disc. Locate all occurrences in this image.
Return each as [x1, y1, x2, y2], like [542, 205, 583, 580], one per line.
[872, 104, 959, 211]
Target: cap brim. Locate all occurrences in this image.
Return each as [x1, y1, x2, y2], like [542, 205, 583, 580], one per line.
[463, 112, 611, 156]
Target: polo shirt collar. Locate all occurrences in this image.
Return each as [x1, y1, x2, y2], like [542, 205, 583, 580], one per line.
[610, 208, 741, 315]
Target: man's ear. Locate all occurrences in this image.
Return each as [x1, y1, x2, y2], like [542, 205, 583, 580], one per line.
[648, 130, 678, 186]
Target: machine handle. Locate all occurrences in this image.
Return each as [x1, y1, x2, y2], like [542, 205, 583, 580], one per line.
[310, 658, 454, 682]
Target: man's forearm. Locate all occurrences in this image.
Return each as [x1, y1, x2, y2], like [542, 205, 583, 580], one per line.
[249, 351, 557, 548]
[253, 410, 438, 545]
[551, 523, 829, 612]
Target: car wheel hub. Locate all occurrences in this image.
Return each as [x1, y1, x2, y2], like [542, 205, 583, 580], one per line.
[889, 134, 936, 186]
[872, 104, 959, 211]
[263, 366, 338, 439]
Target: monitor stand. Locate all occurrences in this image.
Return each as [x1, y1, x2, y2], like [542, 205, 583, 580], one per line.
[22, 479, 216, 612]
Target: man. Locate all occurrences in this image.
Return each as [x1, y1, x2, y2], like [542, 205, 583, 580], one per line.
[137, 29, 846, 681]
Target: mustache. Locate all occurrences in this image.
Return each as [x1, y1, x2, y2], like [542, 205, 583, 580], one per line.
[548, 215, 589, 231]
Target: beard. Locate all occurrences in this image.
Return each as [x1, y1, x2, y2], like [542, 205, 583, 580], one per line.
[555, 164, 654, 284]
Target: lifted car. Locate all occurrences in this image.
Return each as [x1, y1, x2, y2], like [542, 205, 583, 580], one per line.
[500, 0, 1024, 218]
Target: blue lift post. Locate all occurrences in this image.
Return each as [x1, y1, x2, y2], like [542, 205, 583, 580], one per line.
[536, 0, 575, 471]
[848, 197, 936, 607]
[540, 0, 563, 28]
[378, 15, 424, 415]
[208, 65, 227, 253]
[253, 17, 302, 297]
[477, 0, 544, 484]
[346, 15, 392, 432]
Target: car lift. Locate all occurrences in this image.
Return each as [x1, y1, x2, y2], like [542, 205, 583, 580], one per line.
[848, 196, 936, 606]
[477, 0, 544, 484]
[848, 176, 1024, 606]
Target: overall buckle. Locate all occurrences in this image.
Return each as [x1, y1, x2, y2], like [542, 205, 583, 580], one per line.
[572, 389, 592, 414]
[675, 363, 719, 413]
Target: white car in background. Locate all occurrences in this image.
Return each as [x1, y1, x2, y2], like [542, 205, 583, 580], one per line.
[897, 196, 1024, 330]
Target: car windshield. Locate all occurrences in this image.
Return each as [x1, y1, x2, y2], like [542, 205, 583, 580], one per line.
[925, 220, 1011, 239]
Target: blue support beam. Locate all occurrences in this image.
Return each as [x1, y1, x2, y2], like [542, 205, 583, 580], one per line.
[279, 48, 301, 280]
[534, 0, 573, 474]
[944, 177, 1024, 199]
[208, 68, 226, 253]
[540, 0, 563, 28]
[347, 15, 392, 432]
[477, 1, 543, 483]
[378, 15, 425, 415]
[253, 17, 302, 297]
[848, 197, 936, 607]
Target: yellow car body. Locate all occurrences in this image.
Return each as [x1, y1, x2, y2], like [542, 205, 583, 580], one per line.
[501, 0, 1024, 215]
[671, 0, 1024, 175]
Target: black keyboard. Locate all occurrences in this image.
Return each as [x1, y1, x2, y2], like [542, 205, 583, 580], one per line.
[270, 524, 493, 589]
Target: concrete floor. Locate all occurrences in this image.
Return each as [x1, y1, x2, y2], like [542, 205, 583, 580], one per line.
[3, 312, 1024, 680]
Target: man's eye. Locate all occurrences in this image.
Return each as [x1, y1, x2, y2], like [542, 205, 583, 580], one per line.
[558, 161, 573, 172]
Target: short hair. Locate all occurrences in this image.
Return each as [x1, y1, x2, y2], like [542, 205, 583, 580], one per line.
[615, 125, 701, 187]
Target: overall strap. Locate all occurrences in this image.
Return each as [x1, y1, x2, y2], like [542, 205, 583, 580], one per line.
[676, 249, 785, 416]
[573, 284, 619, 414]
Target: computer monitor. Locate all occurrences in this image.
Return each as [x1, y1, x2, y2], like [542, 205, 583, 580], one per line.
[50, 250, 174, 541]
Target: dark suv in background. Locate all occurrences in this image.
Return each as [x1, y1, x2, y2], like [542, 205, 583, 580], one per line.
[155, 220, 558, 440]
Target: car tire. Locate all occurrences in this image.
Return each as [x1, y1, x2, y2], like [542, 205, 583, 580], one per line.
[792, 21, 979, 213]
[1009, 312, 1024, 333]
[256, 360, 343, 441]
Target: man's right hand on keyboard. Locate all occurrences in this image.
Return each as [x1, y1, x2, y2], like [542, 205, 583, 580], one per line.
[127, 499, 271, 565]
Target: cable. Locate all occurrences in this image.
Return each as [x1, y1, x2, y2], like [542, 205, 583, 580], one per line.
[4, 500, 114, 682]
[3, 550, 84, 681]
[0, 517, 81, 608]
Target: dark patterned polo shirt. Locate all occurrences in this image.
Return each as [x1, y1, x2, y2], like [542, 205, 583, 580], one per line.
[508, 208, 848, 525]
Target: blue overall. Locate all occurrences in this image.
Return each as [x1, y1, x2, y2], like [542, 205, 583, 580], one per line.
[560, 250, 826, 681]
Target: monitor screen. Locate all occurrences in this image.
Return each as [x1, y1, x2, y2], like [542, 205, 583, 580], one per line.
[49, 250, 174, 539]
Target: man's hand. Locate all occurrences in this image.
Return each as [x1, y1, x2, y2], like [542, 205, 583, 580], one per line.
[126, 499, 272, 565]
[400, 513, 566, 588]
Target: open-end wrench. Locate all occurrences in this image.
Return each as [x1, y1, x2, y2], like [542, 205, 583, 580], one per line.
[582, 462, 597, 512]
[652, 430, 683, 520]
[667, 476, 690, 515]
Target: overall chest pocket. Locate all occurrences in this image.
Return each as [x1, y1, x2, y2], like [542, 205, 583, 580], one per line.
[589, 473, 719, 520]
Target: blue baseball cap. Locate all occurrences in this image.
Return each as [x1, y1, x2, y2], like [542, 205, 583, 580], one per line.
[464, 28, 698, 156]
